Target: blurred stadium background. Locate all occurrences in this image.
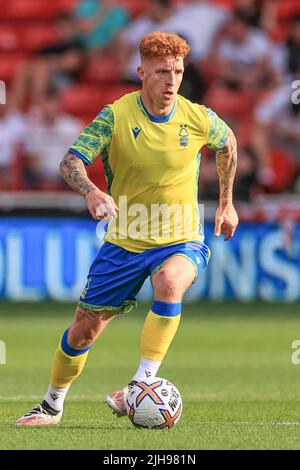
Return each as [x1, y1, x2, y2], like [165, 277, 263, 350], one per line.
[0, 0, 299, 303]
[1, 0, 300, 450]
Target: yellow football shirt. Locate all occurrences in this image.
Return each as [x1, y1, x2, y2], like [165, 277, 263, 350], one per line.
[69, 91, 229, 252]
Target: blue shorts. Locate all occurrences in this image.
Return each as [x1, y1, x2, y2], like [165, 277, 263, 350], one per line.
[78, 241, 210, 314]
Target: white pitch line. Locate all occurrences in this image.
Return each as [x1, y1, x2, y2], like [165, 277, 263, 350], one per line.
[193, 421, 300, 426]
[0, 393, 221, 401]
[0, 395, 101, 401]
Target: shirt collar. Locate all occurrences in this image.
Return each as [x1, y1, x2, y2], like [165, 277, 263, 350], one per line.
[136, 92, 177, 123]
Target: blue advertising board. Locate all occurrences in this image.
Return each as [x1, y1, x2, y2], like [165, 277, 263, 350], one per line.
[0, 218, 299, 302]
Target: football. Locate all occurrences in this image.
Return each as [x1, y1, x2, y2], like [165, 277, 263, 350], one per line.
[125, 377, 182, 429]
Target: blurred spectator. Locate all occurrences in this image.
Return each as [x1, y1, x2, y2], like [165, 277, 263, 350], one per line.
[119, 0, 229, 82]
[260, 0, 300, 41]
[118, 0, 175, 83]
[0, 97, 27, 190]
[215, 12, 275, 93]
[271, 13, 300, 84]
[253, 82, 300, 189]
[12, 12, 85, 107]
[167, 0, 229, 61]
[178, 58, 206, 103]
[204, 9, 278, 137]
[75, 0, 129, 50]
[199, 146, 257, 201]
[118, 0, 207, 101]
[234, 0, 262, 27]
[286, 14, 300, 76]
[23, 91, 82, 190]
[234, 146, 258, 200]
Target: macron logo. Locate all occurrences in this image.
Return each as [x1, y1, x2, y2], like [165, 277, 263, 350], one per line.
[132, 127, 141, 139]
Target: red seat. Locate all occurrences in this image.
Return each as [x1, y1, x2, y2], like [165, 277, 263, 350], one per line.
[77, 113, 99, 125]
[82, 56, 121, 85]
[120, 0, 149, 18]
[62, 85, 108, 116]
[0, 53, 24, 82]
[87, 163, 107, 193]
[100, 84, 139, 104]
[205, 86, 252, 120]
[269, 148, 296, 193]
[1, 0, 61, 20]
[62, 84, 138, 117]
[271, 0, 300, 41]
[22, 25, 58, 51]
[0, 24, 58, 52]
[0, 26, 19, 51]
[209, 0, 235, 10]
[278, 0, 300, 20]
[58, 0, 79, 11]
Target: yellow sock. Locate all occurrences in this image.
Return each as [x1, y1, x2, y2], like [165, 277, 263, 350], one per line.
[50, 329, 91, 389]
[141, 301, 181, 362]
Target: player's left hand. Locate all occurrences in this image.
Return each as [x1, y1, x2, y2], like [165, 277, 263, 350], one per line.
[214, 202, 238, 241]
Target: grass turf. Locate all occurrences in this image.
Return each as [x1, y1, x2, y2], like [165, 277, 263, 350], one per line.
[1, 301, 300, 450]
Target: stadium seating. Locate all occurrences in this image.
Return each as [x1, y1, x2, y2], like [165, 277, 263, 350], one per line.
[0, 53, 24, 82]
[62, 84, 138, 118]
[268, 148, 296, 193]
[120, 0, 149, 18]
[58, 0, 79, 11]
[209, 0, 234, 10]
[0, 0, 62, 21]
[278, 0, 300, 20]
[82, 55, 122, 85]
[0, 0, 80, 21]
[205, 86, 252, 121]
[0, 0, 297, 195]
[269, 0, 300, 41]
[0, 26, 19, 51]
[0, 24, 58, 52]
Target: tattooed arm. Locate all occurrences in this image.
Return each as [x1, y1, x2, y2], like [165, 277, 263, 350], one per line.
[214, 129, 239, 241]
[60, 153, 96, 196]
[60, 153, 118, 220]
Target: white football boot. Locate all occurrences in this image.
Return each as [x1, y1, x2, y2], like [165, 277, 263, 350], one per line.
[105, 386, 129, 417]
[16, 403, 62, 426]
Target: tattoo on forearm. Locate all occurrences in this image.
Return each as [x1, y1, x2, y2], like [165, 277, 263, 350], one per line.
[216, 131, 237, 202]
[60, 154, 96, 197]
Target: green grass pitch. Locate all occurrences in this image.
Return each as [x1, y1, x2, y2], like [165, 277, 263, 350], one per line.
[1, 301, 300, 450]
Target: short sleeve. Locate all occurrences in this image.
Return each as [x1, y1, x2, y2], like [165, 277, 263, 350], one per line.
[205, 107, 229, 151]
[69, 106, 114, 165]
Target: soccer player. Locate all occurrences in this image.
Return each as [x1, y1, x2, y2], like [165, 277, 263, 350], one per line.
[16, 32, 238, 426]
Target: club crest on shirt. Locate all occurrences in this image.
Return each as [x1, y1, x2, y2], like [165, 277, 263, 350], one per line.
[179, 124, 189, 147]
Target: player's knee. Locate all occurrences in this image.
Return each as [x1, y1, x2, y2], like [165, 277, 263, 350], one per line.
[68, 308, 100, 348]
[68, 307, 116, 349]
[67, 324, 96, 349]
[153, 268, 183, 300]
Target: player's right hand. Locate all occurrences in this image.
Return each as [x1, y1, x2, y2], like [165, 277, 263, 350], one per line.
[85, 189, 119, 220]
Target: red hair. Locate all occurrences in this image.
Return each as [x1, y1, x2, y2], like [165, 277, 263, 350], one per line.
[139, 31, 190, 59]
